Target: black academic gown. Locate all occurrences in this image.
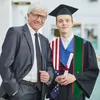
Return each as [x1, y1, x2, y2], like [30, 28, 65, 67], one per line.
[49, 36, 99, 100]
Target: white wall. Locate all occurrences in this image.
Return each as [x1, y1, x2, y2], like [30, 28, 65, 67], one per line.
[12, 5, 29, 26]
[0, 0, 12, 53]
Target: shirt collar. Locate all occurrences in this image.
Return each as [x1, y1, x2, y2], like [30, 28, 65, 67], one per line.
[27, 23, 42, 35]
[61, 34, 74, 43]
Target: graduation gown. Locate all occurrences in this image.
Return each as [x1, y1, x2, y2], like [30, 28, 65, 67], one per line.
[49, 35, 99, 100]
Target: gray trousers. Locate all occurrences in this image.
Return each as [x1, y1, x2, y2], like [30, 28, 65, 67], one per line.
[8, 84, 41, 100]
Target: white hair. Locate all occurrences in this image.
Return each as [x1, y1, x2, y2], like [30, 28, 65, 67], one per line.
[27, 3, 48, 14]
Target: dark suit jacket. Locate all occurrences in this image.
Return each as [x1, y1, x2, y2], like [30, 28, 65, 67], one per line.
[0, 24, 54, 98]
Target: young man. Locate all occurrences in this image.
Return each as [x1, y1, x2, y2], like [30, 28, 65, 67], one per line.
[48, 4, 99, 100]
[0, 3, 54, 100]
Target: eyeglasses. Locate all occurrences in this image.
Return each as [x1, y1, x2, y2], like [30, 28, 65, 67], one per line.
[30, 12, 47, 20]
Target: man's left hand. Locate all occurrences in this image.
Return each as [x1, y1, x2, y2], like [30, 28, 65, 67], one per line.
[60, 73, 76, 86]
[39, 70, 50, 83]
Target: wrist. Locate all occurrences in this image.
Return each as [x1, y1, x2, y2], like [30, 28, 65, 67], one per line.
[73, 75, 76, 82]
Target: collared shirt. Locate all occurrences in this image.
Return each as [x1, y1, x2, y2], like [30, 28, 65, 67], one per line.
[23, 23, 42, 82]
[61, 34, 74, 49]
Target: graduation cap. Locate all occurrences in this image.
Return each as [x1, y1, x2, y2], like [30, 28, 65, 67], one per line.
[49, 4, 78, 17]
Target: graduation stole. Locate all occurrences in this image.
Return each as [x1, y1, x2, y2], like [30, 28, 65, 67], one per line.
[50, 38, 60, 71]
[50, 38, 60, 99]
[72, 36, 84, 99]
[50, 38, 73, 71]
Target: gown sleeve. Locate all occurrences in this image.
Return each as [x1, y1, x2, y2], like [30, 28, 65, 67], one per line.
[75, 41, 99, 98]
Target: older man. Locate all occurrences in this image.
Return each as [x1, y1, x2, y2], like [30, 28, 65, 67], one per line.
[0, 3, 54, 100]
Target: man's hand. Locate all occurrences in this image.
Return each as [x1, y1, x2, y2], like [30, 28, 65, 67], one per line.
[55, 75, 63, 84]
[39, 71, 50, 83]
[55, 73, 76, 86]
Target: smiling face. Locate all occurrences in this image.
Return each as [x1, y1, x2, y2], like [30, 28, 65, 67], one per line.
[56, 15, 74, 37]
[27, 10, 47, 32]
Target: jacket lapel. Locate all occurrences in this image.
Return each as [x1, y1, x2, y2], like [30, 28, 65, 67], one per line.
[39, 34, 46, 70]
[23, 24, 34, 65]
